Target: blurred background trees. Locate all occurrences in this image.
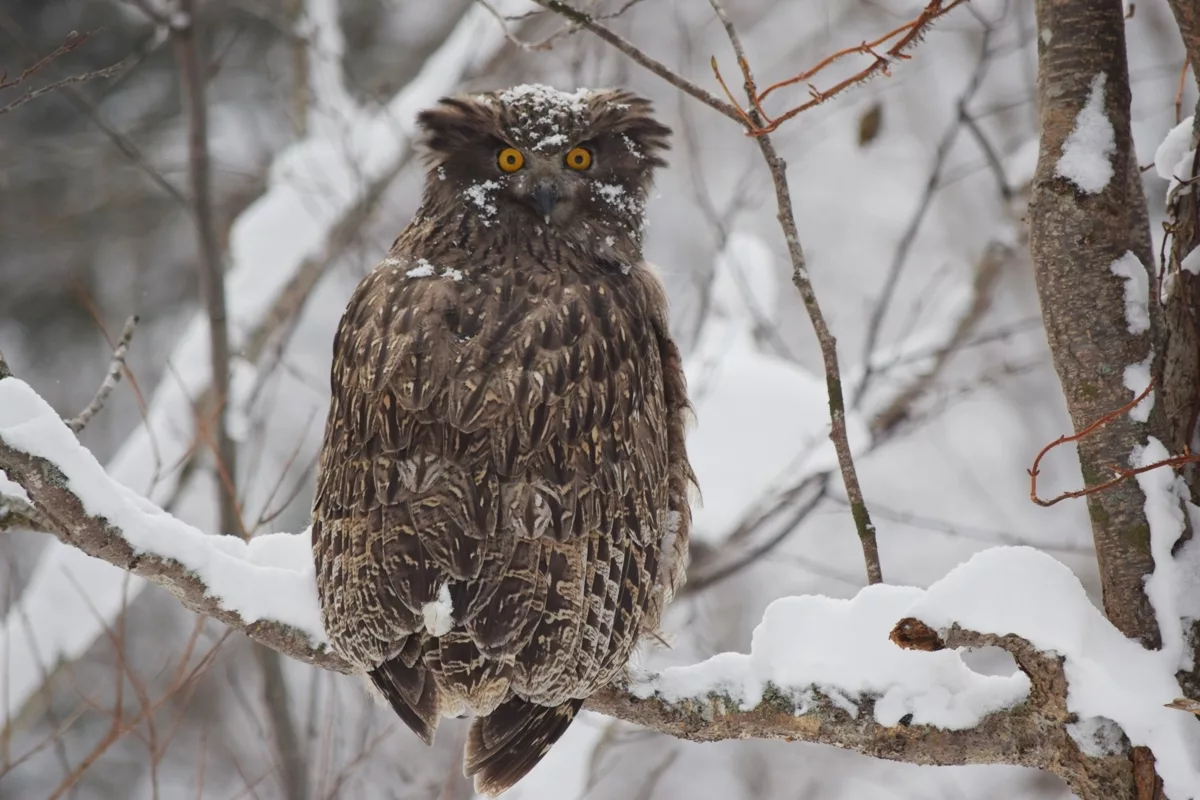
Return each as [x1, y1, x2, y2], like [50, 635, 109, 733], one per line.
[0, 0, 1193, 797]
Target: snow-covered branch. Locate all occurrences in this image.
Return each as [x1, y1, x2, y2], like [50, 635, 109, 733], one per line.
[4, 373, 1197, 799]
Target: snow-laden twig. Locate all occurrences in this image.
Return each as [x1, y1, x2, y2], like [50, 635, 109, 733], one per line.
[0, 0, 524, 725]
[3, 374, 1198, 799]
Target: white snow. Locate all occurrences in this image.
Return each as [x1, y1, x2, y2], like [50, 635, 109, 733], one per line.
[632, 546, 1200, 798]
[633, 581, 1030, 730]
[1133, 438, 1190, 669]
[1055, 73, 1115, 194]
[0, 377, 327, 645]
[441, 267, 464, 282]
[908, 547, 1200, 799]
[0, 467, 30, 505]
[498, 84, 590, 117]
[407, 259, 435, 278]
[464, 180, 500, 224]
[1154, 115, 1196, 187]
[422, 583, 454, 636]
[534, 133, 568, 151]
[1122, 354, 1154, 423]
[1067, 716, 1125, 758]
[685, 233, 870, 544]
[1109, 251, 1150, 334]
[593, 182, 641, 216]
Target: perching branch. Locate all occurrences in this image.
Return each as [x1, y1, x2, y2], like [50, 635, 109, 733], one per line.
[3, 380, 1183, 800]
[0, 376, 1115, 796]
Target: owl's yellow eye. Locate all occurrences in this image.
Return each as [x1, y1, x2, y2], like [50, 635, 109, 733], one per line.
[497, 147, 524, 172]
[564, 147, 593, 171]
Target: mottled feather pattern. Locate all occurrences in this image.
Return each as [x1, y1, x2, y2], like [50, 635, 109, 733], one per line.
[311, 85, 693, 795]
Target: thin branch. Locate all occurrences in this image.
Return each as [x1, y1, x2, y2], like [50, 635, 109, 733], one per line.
[66, 316, 139, 434]
[170, 3, 242, 539]
[1028, 378, 1200, 507]
[0, 10, 188, 207]
[855, 27, 995, 407]
[706, 0, 883, 584]
[0, 54, 126, 115]
[709, 0, 971, 135]
[526, 1, 744, 124]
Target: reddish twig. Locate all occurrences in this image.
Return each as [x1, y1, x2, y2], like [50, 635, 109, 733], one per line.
[0, 29, 127, 115]
[1175, 57, 1190, 124]
[1028, 378, 1200, 506]
[0, 30, 93, 90]
[711, 0, 969, 135]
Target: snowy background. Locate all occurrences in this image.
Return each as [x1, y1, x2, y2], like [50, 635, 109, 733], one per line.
[0, 0, 1195, 797]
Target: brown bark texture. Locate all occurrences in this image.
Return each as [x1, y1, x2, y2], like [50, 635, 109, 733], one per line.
[1028, 0, 1164, 648]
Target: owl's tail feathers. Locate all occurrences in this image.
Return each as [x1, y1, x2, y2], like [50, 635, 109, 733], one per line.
[465, 695, 585, 796]
[368, 659, 440, 745]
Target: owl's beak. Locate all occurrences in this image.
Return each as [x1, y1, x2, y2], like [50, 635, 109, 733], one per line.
[531, 181, 560, 223]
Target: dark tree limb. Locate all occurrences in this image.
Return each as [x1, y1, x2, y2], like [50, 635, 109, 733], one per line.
[170, 3, 241, 540]
[0, 384, 1112, 792]
[1027, 1, 1193, 797]
[1028, 0, 1163, 648]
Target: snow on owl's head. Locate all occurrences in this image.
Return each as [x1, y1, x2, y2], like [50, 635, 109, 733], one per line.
[415, 84, 671, 235]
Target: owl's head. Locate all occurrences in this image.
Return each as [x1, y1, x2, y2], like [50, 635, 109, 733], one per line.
[415, 85, 671, 236]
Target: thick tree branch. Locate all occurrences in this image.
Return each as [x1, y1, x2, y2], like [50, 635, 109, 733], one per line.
[1028, 0, 1163, 646]
[5, 374, 1198, 798]
[0, 431, 347, 672]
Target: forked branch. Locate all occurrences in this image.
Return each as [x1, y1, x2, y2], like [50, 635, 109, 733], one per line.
[710, 0, 969, 135]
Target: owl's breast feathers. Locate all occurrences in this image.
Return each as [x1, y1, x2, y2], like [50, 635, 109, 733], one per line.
[311, 252, 693, 759]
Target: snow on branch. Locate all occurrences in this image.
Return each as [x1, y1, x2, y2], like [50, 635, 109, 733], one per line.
[0, 376, 340, 672]
[5, 373, 1198, 798]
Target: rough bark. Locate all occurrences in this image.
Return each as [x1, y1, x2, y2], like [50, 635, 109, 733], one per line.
[1029, 1, 1189, 796]
[1165, 0, 1200, 87]
[1028, 0, 1162, 647]
[1162, 97, 1200, 703]
[0, 391, 1118, 791]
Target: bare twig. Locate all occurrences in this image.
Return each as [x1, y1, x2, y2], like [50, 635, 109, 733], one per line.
[66, 316, 139, 434]
[0, 28, 128, 116]
[528, 1, 744, 124]
[0, 46, 127, 115]
[706, 0, 882, 584]
[709, 0, 971, 135]
[170, 3, 242, 539]
[0, 10, 188, 207]
[1028, 378, 1200, 507]
[855, 27, 995, 407]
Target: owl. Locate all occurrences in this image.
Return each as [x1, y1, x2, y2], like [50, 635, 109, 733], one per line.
[311, 84, 695, 795]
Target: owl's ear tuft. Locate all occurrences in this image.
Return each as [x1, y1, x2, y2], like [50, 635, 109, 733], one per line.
[416, 95, 500, 161]
[587, 92, 672, 169]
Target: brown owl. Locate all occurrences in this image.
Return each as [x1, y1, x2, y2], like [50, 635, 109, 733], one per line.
[311, 84, 695, 795]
